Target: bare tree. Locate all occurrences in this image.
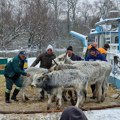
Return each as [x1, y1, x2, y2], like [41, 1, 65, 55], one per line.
[21, 0, 56, 49]
[94, 0, 116, 18]
[0, 0, 15, 49]
[69, 0, 78, 29]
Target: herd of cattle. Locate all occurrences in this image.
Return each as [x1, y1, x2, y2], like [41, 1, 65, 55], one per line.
[20, 53, 112, 110]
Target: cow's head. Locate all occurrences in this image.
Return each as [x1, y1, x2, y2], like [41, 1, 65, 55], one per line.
[31, 72, 50, 88]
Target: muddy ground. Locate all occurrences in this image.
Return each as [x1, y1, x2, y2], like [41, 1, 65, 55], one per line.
[0, 75, 120, 113]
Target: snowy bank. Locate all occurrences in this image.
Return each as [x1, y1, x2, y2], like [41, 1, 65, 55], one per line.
[0, 108, 120, 120]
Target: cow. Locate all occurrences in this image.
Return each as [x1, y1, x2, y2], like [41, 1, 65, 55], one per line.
[31, 61, 112, 109]
[51, 58, 111, 100]
[20, 67, 48, 101]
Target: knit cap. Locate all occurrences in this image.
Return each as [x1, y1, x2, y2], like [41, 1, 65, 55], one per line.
[46, 44, 53, 51]
[67, 46, 73, 51]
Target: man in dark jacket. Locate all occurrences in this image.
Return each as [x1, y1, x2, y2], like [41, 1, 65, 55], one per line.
[4, 51, 30, 103]
[67, 46, 82, 61]
[64, 46, 82, 103]
[31, 44, 56, 69]
[60, 106, 88, 120]
[31, 44, 56, 100]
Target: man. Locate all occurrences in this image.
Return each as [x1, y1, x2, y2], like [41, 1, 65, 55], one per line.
[67, 45, 82, 61]
[64, 46, 82, 104]
[85, 42, 98, 59]
[85, 47, 106, 99]
[31, 44, 56, 100]
[85, 47, 106, 61]
[98, 43, 110, 58]
[31, 44, 56, 69]
[4, 51, 30, 103]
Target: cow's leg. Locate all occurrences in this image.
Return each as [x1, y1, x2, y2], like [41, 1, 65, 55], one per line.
[62, 90, 68, 102]
[101, 68, 111, 102]
[56, 88, 63, 110]
[68, 89, 77, 106]
[101, 80, 109, 102]
[37, 88, 44, 101]
[95, 81, 102, 103]
[20, 88, 29, 101]
[47, 94, 53, 110]
[75, 89, 85, 107]
[90, 84, 96, 99]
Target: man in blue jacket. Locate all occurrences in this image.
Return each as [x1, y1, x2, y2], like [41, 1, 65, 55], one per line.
[85, 47, 106, 61]
[4, 51, 30, 103]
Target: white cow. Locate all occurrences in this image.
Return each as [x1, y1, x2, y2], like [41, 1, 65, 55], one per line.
[20, 67, 48, 101]
[32, 61, 112, 109]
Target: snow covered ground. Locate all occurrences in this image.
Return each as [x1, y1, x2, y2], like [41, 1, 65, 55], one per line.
[0, 108, 120, 120]
[84, 108, 120, 120]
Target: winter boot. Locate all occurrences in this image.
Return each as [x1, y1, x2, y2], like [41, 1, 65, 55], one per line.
[11, 88, 20, 102]
[5, 92, 11, 103]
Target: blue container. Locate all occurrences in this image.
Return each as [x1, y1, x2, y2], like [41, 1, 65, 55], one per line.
[109, 76, 120, 89]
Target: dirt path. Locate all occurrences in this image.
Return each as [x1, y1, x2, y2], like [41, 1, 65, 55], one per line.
[0, 76, 120, 113]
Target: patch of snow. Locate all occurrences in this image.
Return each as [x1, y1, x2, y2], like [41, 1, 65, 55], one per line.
[84, 108, 120, 120]
[0, 109, 120, 120]
[27, 57, 40, 67]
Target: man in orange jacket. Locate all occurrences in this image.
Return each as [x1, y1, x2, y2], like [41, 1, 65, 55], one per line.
[98, 44, 110, 58]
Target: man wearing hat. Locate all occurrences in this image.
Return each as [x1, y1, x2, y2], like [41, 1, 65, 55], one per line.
[67, 45, 82, 61]
[85, 47, 106, 61]
[31, 44, 56, 100]
[84, 42, 98, 59]
[4, 51, 30, 103]
[31, 44, 56, 69]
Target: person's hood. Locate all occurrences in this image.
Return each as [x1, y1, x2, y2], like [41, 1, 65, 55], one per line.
[60, 106, 88, 120]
